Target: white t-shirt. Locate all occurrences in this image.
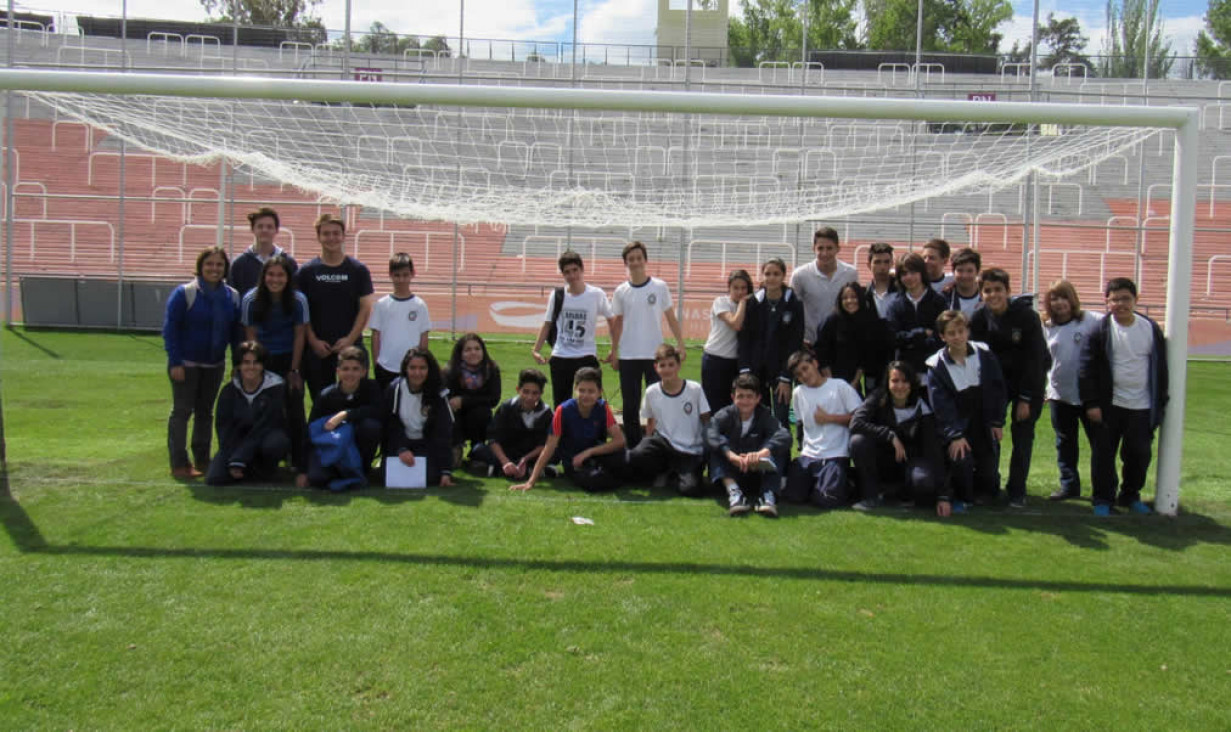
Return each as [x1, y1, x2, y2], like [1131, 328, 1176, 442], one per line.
[370, 294, 431, 373]
[956, 292, 982, 317]
[1045, 312, 1102, 405]
[1110, 315, 1153, 410]
[792, 378, 863, 460]
[790, 259, 859, 340]
[870, 284, 895, 320]
[929, 274, 955, 294]
[640, 379, 710, 455]
[545, 284, 613, 359]
[397, 381, 426, 441]
[703, 295, 741, 359]
[613, 277, 674, 360]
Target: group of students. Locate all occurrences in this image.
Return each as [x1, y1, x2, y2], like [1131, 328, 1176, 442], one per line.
[163, 212, 1167, 517]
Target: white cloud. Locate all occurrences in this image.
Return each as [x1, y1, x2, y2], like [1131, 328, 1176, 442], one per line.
[1163, 14, 1205, 56]
[577, 0, 657, 46]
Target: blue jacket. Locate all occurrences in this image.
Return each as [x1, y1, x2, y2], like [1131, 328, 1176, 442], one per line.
[1078, 311, 1169, 429]
[926, 342, 1008, 444]
[162, 278, 241, 367]
[887, 288, 947, 374]
[308, 418, 366, 491]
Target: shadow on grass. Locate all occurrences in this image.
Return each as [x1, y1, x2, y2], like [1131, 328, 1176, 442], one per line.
[6, 326, 63, 359]
[4, 468, 1231, 598]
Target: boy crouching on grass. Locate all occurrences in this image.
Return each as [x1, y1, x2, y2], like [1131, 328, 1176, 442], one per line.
[511, 367, 626, 493]
[470, 368, 554, 480]
[926, 310, 1007, 515]
[706, 374, 791, 517]
[626, 344, 711, 496]
[784, 350, 864, 509]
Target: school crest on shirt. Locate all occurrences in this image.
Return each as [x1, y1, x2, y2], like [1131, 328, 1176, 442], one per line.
[1073, 331, 1084, 343]
[1011, 328, 1022, 344]
[783, 311, 792, 323]
[407, 311, 418, 321]
[648, 293, 657, 306]
[683, 402, 694, 415]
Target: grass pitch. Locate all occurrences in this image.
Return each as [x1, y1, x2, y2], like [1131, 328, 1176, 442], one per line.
[1, 328, 1229, 730]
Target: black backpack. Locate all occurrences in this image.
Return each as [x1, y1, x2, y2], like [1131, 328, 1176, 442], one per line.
[545, 287, 565, 347]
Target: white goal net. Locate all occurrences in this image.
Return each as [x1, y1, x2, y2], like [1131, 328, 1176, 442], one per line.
[24, 90, 1158, 229]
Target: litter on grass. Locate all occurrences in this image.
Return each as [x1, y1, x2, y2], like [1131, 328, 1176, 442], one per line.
[571, 516, 595, 526]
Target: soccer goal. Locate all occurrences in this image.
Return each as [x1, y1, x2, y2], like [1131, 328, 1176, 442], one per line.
[0, 68, 1199, 515]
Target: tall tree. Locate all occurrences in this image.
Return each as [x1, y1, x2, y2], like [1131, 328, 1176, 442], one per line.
[863, 0, 1011, 54]
[1101, 0, 1173, 79]
[199, 0, 321, 27]
[353, 21, 420, 56]
[1007, 13, 1092, 71]
[1196, 0, 1231, 78]
[728, 0, 860, 67]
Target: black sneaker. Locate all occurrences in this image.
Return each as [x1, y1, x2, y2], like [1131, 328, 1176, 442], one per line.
[754, 492, 778, 518]
[728, 494, 751, 517]
[543, 465, 560, 479]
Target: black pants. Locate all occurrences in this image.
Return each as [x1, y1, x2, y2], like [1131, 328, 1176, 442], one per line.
[1004, 394, 1044, 501]
[1091, 406, 1154, 506]
[784, 456, 851, 508]
[947, 425, 1000, 504]
[206, 429, 291, 486]
[850, 433, 942, 506]
[701, 352, 739, 415]
[374, 364, 400, 391]
[618, 358, 659, 448]
[563, 452, 626, 492]
[167, 364, 224, 469]
[759, 373, 792, 431]
[266, 352, 308, 470]
[549, 355, 601, 409]
[453, 403, 493, 450]
[1049, 400, 1100, 497]
[627, 433, 705, 496]
[304, 339, 367, 402]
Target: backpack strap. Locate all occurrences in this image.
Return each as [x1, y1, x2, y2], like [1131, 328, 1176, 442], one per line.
[182, 279, 199, 310]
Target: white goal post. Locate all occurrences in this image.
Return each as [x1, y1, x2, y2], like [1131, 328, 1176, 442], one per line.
[0, 69, 1198, 516]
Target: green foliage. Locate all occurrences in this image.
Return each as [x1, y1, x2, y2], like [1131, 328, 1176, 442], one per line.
[422, 35, 452, 58]
[1196, 0, 1231, 78]
[1007, 13, 1093, 72]
[198, 0, 321, 27]
[1101, 0, 1174, 79]
[353, 21, 420, 56]
[863, 0, 1012, 54]
[727, 0, 860, 67]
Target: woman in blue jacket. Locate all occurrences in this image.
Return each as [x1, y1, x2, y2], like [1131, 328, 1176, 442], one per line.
[162, 245, 240, 478]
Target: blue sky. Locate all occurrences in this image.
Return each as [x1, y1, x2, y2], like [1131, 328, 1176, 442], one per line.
[21, 0, 1212, 56]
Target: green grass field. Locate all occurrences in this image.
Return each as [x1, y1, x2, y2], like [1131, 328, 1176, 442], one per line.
[2, 328, 1229, 730]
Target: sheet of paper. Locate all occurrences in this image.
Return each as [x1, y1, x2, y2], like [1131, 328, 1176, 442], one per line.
[385, 458, 427, 489]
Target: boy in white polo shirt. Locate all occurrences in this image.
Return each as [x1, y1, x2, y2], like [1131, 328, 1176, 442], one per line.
[369, 253, 431, 389]
[532, 250, 616, 409]
[783, 349, 863, 508]
[626, 344, 710, 495]
[610, 241, 687, 448]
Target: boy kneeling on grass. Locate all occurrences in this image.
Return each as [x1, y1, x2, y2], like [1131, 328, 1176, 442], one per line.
[626, 344, 711, 496]
[470, 368, 554, 480]
[926, 310, 1008, 516]
[511, 367, 626, 493]
[705, 373, 791, 517]
[783, 350, 864, 509]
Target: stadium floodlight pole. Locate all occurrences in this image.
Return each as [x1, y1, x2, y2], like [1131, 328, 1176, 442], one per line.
[1028, 0, 1040, 296]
